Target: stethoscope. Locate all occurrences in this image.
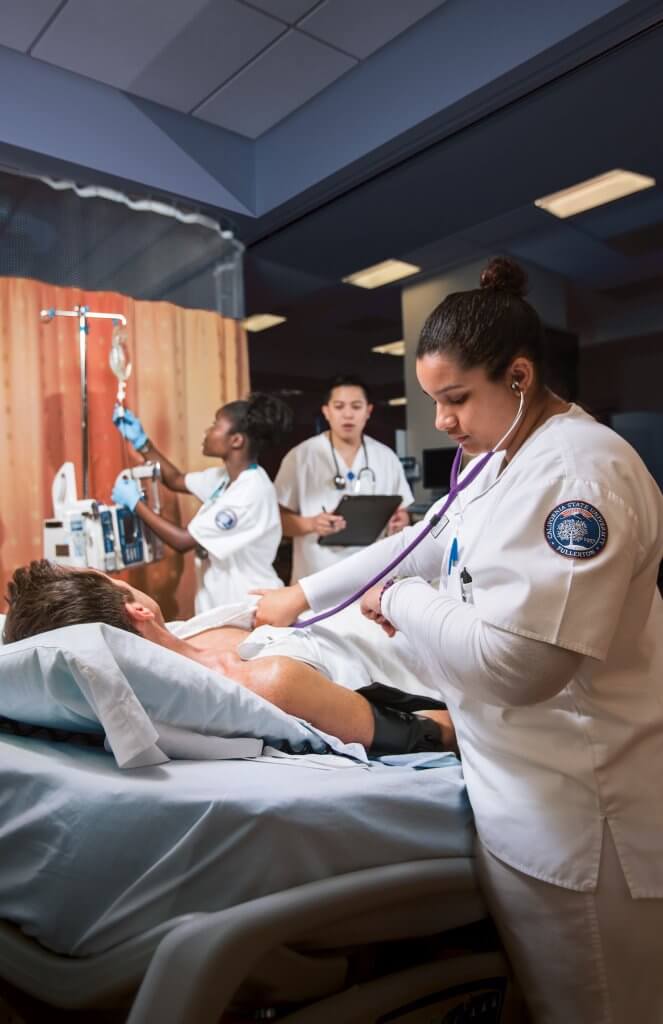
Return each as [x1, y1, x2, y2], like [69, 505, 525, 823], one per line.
[294, 385, 526, 628]
[329, 435, 376, 492]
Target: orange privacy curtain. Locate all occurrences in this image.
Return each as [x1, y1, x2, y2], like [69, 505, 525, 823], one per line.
[0, 277, 249, 621]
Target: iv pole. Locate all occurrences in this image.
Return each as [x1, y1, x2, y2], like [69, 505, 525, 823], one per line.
[40, 306, 127, 499]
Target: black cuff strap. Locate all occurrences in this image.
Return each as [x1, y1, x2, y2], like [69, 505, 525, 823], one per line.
[358, 680, 447, 714]
[368, 704, 444, 757]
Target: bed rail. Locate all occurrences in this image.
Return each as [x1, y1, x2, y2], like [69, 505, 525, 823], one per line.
[128, 857, 486, 1024]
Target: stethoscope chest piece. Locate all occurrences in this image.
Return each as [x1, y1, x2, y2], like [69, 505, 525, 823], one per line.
[329, 435, 375, 492]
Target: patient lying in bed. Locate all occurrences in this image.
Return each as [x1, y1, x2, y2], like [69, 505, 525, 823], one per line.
[3, 561, 456, 757]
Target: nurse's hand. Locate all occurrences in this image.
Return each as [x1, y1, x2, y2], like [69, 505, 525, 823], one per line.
[252, 584, 308, 627]
[112, 476, 143, 512]
[360, 583, 396, 637]
[113, 405, 148, 451]
[308, 512, 346, 536]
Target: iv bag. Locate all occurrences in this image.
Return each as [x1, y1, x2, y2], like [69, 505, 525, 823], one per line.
[109, 323, 132, 410]
[109, 324, 132, 383]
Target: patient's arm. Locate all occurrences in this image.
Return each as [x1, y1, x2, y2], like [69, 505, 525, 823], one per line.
[162, 622, 456, 752]
[212, 651, 456, 753]
[215, 651, 375, 746]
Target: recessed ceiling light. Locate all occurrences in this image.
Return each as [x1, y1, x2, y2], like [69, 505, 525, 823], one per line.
[388, 396, 407, 407]
[534, 169, 656, 219]
[372, 340, 406, 356]
[242, 313, 286, 332]
[343, 259, 420, 289]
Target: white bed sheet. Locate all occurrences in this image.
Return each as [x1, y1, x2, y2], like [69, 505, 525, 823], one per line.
[0, 732, 472, 957]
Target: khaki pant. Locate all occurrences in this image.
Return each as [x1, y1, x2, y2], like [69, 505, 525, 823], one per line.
[475, 825, 663, 1023]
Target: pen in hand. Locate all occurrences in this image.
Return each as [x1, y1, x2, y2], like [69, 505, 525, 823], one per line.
[316, 505, 345, 535]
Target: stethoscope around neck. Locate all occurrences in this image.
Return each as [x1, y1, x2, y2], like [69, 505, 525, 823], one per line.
[329, 435, 376, 492]
[294, 386, 526, 628]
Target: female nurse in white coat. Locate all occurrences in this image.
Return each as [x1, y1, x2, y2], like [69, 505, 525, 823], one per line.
[254, 257, 663, 1023]
[112, 393, 292, 611]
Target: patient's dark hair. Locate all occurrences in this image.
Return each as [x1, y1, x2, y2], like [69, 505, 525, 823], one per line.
[3, 560, 139, 643]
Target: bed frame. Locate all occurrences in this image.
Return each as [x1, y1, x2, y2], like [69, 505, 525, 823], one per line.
[0, 858, 528, 1023]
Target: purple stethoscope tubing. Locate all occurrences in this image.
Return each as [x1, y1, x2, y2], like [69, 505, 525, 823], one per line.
[293, 445, 492, 628]
[292, 388, 525, 629]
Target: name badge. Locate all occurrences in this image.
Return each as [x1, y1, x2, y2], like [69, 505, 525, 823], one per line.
[431, 515, 449, 539]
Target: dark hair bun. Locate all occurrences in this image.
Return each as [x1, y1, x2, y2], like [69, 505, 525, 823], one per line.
[246, 392, 293, 442]
[479, 257, 528, 298]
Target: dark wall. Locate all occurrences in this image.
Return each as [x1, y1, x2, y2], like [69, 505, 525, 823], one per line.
[543, 328, 578, 402]
[578, 334, 663, 422]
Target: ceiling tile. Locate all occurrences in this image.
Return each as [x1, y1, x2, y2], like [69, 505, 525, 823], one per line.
[129, 0, 284, 113]
[242, 0, 320, 24]
[0, 0, 63, 52]
[300, 0, 445, 59]
[196, 29, 356, 138]
[31, 0, 211, 90]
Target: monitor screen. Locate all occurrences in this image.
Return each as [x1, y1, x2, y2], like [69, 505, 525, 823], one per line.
[422, 447, 456, 492]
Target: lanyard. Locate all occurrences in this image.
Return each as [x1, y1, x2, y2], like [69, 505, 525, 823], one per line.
[201, 475, 228, 511]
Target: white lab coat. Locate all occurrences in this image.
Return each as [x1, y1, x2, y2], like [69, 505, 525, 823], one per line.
[185, 465, 283, 613]
[274, 433, 414, 582]
[301, 405, 663, 895]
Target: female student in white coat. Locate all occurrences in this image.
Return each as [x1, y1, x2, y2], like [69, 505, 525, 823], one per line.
[112, 393, 292, 611]
[254, 258, 663, 1024]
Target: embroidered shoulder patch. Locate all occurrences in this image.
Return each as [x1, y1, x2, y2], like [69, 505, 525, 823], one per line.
[214, 508, 238, 531]
[544, 501, 607, 559]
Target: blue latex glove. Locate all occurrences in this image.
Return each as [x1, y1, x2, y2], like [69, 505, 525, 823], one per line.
[112, 405, 147, 450]
[112, 477, 143, 512]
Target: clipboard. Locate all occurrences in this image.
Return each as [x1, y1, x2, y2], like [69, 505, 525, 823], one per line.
[318, 494, 402, 547]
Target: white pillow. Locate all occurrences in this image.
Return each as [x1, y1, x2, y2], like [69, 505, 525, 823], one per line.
[0, 623, 366, 768]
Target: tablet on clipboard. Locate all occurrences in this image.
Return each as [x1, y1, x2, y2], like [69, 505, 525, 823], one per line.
[318, 494, 402, 547]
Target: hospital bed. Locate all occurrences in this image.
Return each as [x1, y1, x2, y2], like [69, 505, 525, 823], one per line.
[0, 617, 526, 1022]
[0, 727, 526, 1023]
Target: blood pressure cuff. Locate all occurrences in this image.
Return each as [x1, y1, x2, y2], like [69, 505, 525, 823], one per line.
[358, 681, 447, 756]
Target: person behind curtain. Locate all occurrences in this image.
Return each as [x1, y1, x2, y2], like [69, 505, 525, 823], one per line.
[112, 393, 292, 611]
[274, 375, 413, 583]
[252, 257, 663, 1024]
